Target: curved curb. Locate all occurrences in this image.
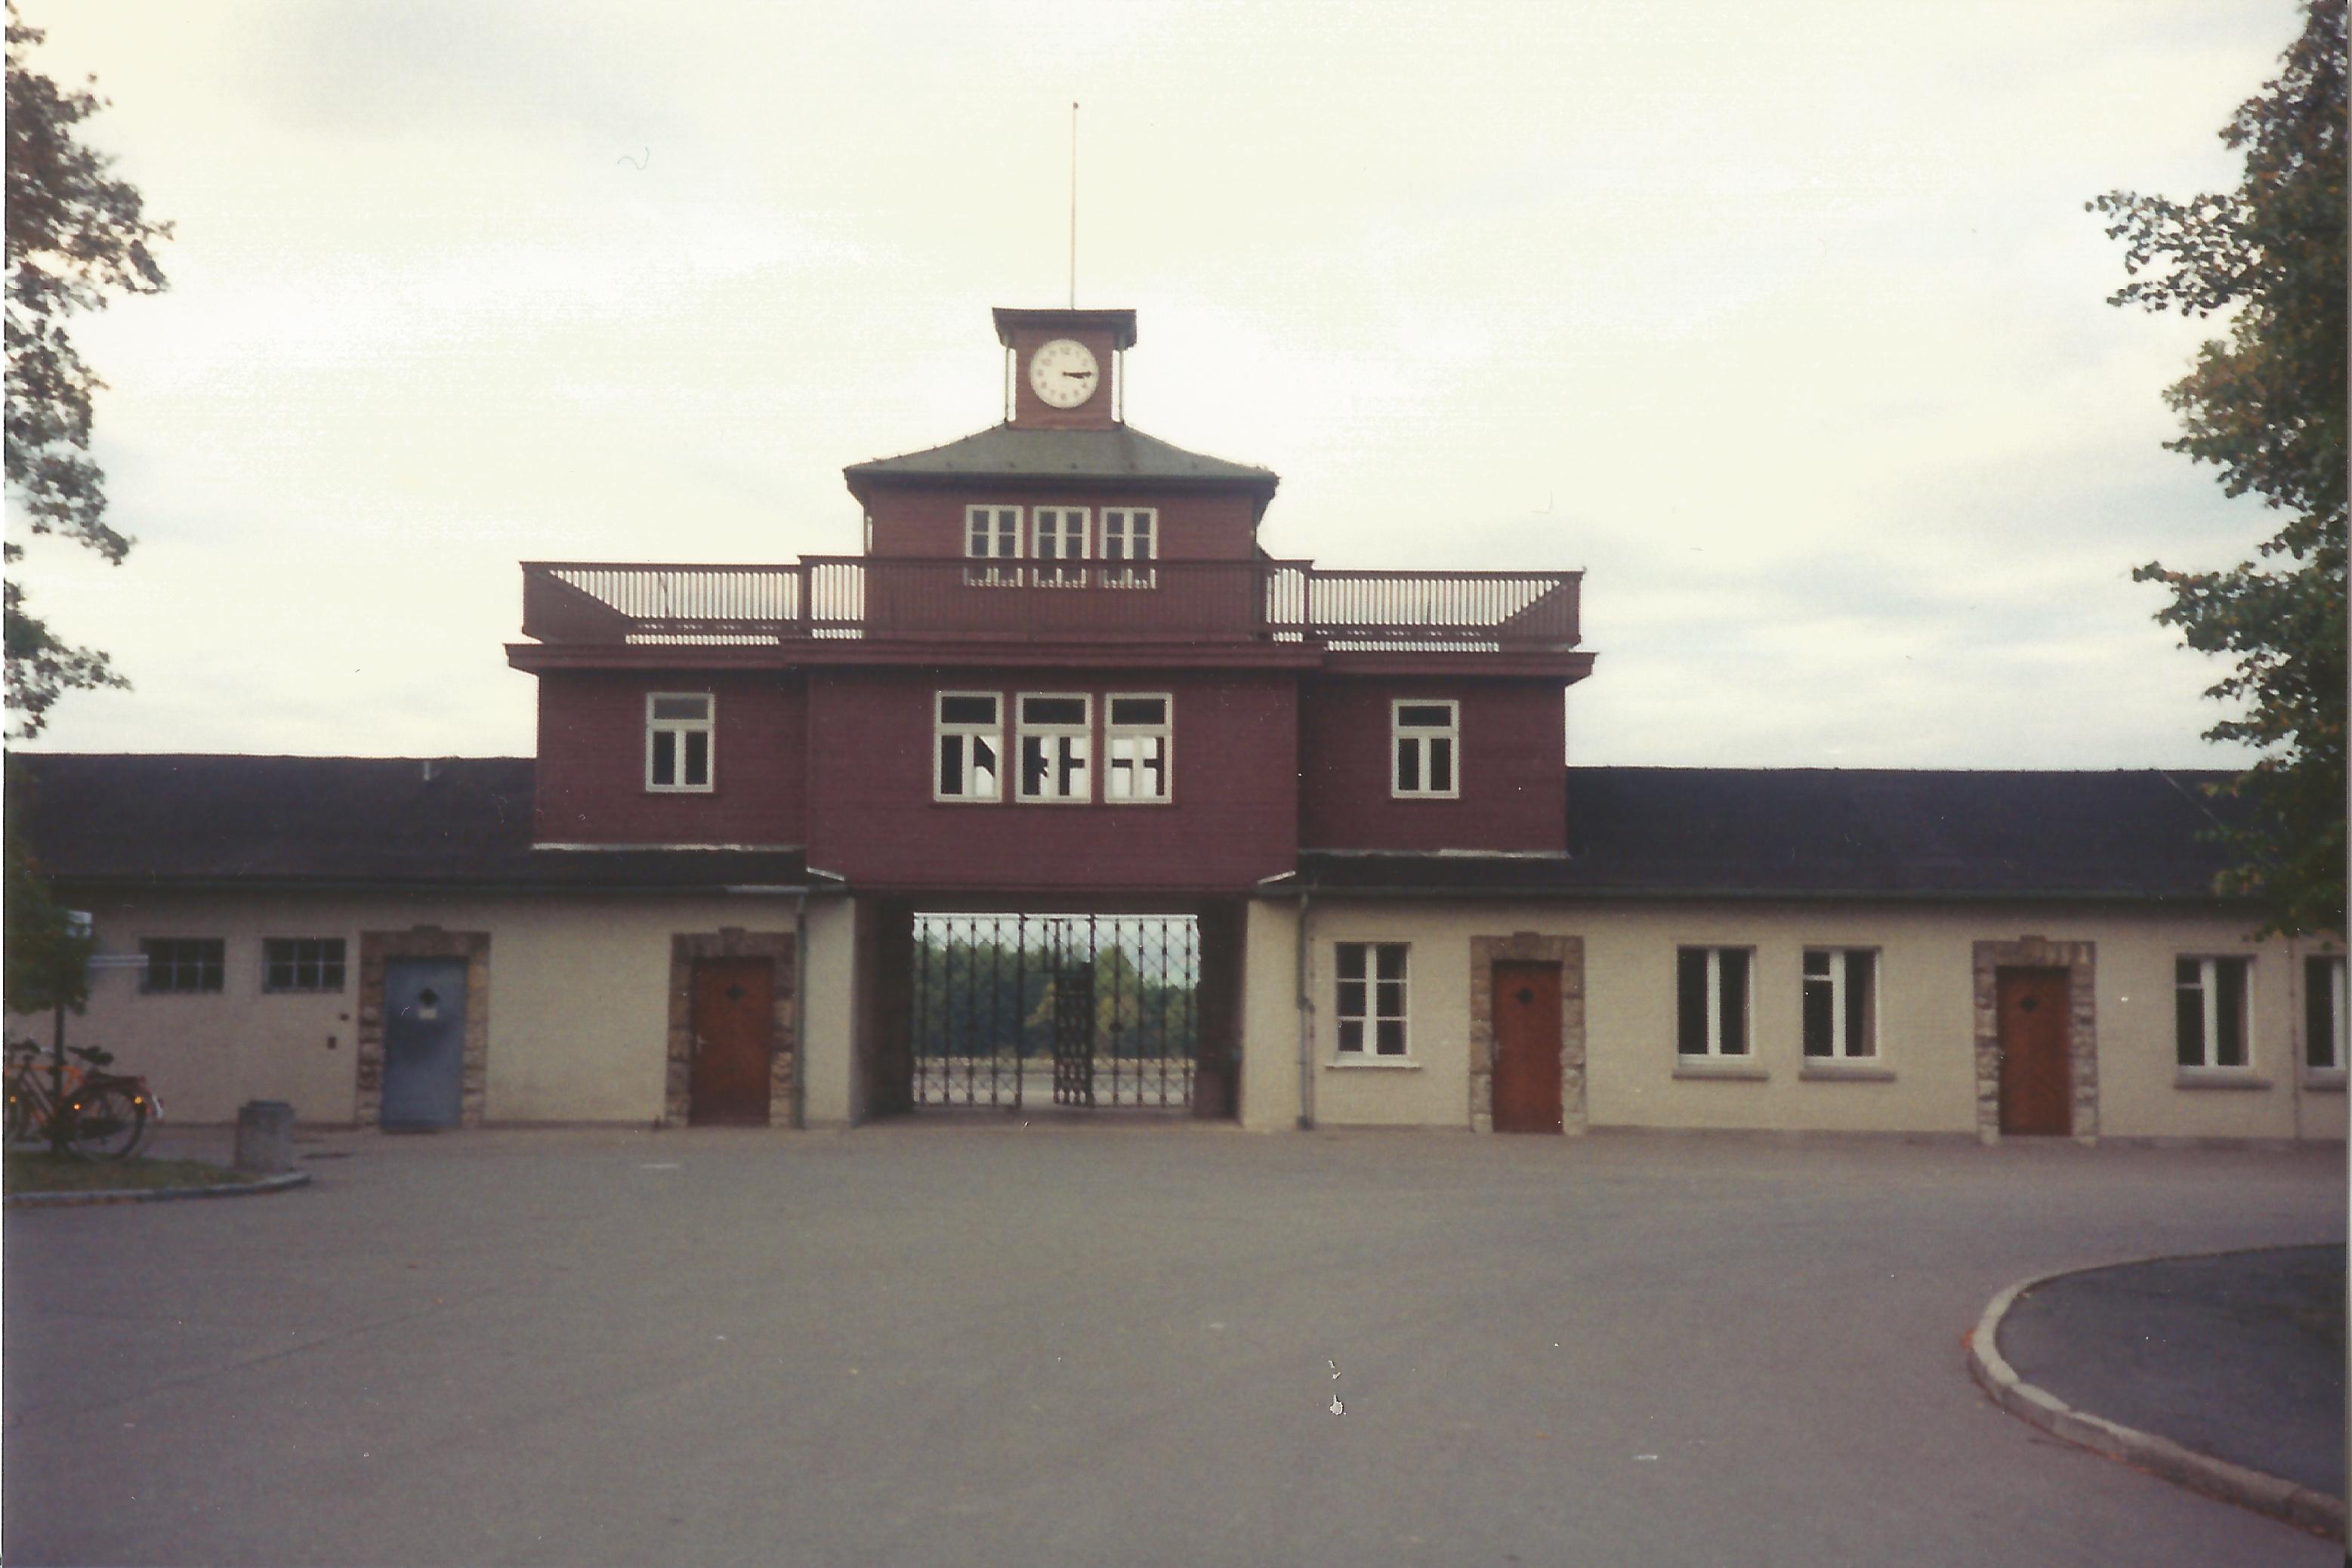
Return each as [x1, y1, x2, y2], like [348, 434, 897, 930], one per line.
[4, 1168, 311, 1211]
[1966, 1260, 2346, 1542]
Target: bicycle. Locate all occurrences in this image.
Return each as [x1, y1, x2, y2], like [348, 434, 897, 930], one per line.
[4, 1039, 160, 1159]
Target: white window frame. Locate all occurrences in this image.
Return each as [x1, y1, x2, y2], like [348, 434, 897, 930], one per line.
[263, 937, 347, 995]
[1677, 946, 1752, 1058]
[1015, 692, 1092, 802]
[1801, 948, 1878, 1060]
[1391, 699, 1460, 799]
[934, 691, 1004, 803]
[1100, 507, 1158, 587]
[141, 937, 225, 995]
[1334, 942, 1410, 1058]
[2175, 955, 2255, 1071]
[1031, 506, 1090, 587]
[2307, 954, 2347, 1078]
[1104, 692, 1173, 804]
[645, 693, 715, 792]
[965, 505, 1023, 585]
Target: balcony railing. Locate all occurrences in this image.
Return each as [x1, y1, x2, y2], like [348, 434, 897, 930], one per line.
[521, 557, 1580, 651]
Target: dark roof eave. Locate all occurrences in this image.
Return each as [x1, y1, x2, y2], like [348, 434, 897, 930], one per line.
[1255, 881, 2247, 906]
[50, 873, 849, 897]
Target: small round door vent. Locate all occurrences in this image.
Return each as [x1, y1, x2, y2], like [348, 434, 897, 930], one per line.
[1516, 986, 1535, 1005]
[726, 984, 748, 1002]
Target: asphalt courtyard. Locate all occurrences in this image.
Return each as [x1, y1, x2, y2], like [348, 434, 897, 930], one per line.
[5, 1124, 2342, 1567]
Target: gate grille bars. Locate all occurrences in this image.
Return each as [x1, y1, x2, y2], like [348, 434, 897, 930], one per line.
[909, 914, 1199, 1110]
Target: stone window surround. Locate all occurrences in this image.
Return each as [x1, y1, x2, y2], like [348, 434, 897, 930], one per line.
[667, 928, 798, 1128]
[1468, 933, 1587, 1134]
[1973, 937, 2097, 1146]
[357, 928, 491, 1129]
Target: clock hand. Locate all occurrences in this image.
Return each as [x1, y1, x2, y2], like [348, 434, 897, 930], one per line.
[1062, 369, 1094, 380]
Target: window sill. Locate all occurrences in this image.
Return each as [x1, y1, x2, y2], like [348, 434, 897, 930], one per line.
[2301, 1070, 2347, 1093]
[1674, 1058, 1767, 1082]
[1326, 1057, 1421, 1071]
[2173, 1070, 2272, 1091]
[1800, 1060, 1895, 1082]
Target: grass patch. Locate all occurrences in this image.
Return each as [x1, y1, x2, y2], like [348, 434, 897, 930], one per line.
[4, 1153, 259, 1194]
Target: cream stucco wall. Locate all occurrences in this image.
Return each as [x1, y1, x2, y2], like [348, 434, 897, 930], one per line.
[1242, 895, 2347, 1141]
[14, 889, 854, 1127]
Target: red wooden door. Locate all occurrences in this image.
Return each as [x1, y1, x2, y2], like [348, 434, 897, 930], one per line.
[1997, 966, 2071, 1136]
[1492, 961, 1563, 1134]
[691, 958, 773, 1125]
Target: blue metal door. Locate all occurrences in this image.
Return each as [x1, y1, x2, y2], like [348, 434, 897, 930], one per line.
[381, 958, 467, 1129]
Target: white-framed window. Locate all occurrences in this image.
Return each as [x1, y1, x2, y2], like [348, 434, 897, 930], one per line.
[1016, 693, 1091, 801]
[1801, 949, 1877, 1059]
[2305, 955, 2346, 1074]
[1032, 506, 1089, 586]
[2175, 955, 2252, 1070]
[1101, 508, 1157, 586]
[1335, 942, 1409, 1057]
[965, 505, 1022, 585]
[934, 692, 1003, 801]
[264, 938, 347, 994]
[142, 938, 224, 995]
[1677, 946, 1751, 1057]
[646, 693, 713, 792]
[1105, 693, 1171, 802]
[1392, 699, 1459, 798]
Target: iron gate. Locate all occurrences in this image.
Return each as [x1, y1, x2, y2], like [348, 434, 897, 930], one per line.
[911, 914, 1198, 1109]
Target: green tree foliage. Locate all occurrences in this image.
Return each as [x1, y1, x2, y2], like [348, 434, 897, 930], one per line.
[2091, 0, 2347, 937]
[3, 762, 91, 1015]
[4, 2, 169, 737]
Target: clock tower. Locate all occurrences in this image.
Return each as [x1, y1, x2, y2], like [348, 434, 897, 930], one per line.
[995, 306, 1136, 430]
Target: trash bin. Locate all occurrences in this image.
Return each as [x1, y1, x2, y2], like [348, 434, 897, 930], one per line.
[234, 1100, 297, 1174]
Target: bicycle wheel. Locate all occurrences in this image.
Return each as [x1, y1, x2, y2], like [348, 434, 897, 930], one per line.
[66, 1083, 145, 1159]
[3, 1078, 29, 1147]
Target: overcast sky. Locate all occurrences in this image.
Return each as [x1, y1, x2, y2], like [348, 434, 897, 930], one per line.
[10, 0, 2304, 769]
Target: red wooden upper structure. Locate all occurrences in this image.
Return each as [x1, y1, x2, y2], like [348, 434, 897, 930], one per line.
[508, 307, 1595, 894]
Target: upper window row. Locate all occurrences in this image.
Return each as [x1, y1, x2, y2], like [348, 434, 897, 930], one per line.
[140, 938, 347, 995]
[937, 691, 1172, 804]
[966, 505, 1157, 585]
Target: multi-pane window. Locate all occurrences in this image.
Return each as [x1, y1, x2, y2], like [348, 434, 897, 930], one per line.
[264, 938, 347, 994]
[1392, 700, 1459, 798]
[143, 939, 224, 995]
[646, 693, 713, 791]
[2175, 956, 2252, 1069]
[965, 505, 1022, 584]
[1677, 946, 1751, 1057]
[1101, 508, 1157, 586]
[1106, 693, 1171, 802]
[2304, 955, 2345, 1073]
[1335, 943, 1409, 1057]
[1017, 693, 1091, 801]
[1032, 507, 1088, 586]
[1801, 949, 1877, 1059]
[935, 692, 1003, 801]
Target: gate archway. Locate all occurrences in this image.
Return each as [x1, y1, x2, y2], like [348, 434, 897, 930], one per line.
[910, 913, 1199, 1110]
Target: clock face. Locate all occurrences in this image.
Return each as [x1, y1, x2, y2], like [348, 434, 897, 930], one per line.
[1028, 338, 1100, 409]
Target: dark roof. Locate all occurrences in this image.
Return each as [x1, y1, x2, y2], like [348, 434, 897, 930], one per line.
[844, 424, 1278, 489]
[9, 755, 820, 892]
[1290, 767, 2244, 902]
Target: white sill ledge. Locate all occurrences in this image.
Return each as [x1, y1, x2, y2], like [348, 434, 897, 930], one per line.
[2173, 1071, 2272, 1091]
[2304, 1071, 2347, 1093]
[1799, 1061, 1896, 1082]
[1674, 1058, 1767, 1082]
[1326, 1057, 1421, 1071]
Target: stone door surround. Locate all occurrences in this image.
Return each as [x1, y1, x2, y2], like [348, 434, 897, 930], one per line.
[357, 928, 491, 1128]
[668, 929, 797, 1128]
[1469, 933, 1587, 1134]
[1974, 937, 2098, 1146]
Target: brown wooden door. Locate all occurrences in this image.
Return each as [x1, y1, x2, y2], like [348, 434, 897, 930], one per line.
[691, 958, 773, 1125]
[1492, 961, 1563, 1134]
[1997, 966, 2071, 1136]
